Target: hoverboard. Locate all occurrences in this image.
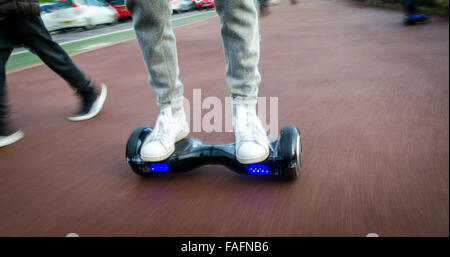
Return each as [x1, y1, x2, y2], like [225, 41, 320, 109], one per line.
[126, 125, 302, 180]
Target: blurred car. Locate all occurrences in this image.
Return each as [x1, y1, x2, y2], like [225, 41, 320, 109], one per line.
[51, 0, 118, 30]
[170, 0, 195, 13]
[193, 0, 214, 9]
[107, 0, 131, 19]
[40, 3, 59, 32]
[269, 0, 280, 5]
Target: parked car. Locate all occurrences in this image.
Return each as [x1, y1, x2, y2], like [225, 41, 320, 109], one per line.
[170, 0, 195, 13]
[40, 3, 59, 32]
[193, 0, 214, 9]
[107, 0, 131, 19]
[51, 0, 118, 30]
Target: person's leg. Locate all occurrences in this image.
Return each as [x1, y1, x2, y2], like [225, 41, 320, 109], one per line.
[13, 16, 90, 92]
[404, 0, 417, 16]
[0, 30, 11, 133]
[258, 0, 270, 17]
[216, 0, 261, 99]
[11, 15, 107, 121]
[0, 22, 24, 147]
[126, 0, 188, 162]
[216, 0, 269, 164]
[0, 25, 13, 134]
[126, 0, 184, 108]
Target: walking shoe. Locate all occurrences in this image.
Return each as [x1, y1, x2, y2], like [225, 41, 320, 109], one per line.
[0, 124, 24, 148]
[140, 106, 190, 162]
[68, 83, 107, 121]
[233, 100, 270, 164]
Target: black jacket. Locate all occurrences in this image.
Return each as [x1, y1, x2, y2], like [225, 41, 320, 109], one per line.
[0, 0, 40, 21]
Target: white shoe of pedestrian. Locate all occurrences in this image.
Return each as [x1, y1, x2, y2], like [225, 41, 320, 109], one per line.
[0, 130, 24, 148]
[68, 83, 107, 122]
[234, 102, 270, 164]
[140, 107, 189, 162]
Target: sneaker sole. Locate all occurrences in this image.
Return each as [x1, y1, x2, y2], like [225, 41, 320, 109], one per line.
[0, 130, 24, 148]
[236, 149, 270, 164]
[141, 128, 190, 162]
[67, 84, 108, 122]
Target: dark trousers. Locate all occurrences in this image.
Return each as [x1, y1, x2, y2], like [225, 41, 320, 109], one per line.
[404, 0, 418, 16]
[0, 15, 91, 132]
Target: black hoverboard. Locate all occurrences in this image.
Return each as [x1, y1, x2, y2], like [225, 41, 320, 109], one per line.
[126, 125, 302, 180]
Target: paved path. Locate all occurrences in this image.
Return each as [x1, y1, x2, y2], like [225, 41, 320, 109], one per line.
[0, 0, 448, 236]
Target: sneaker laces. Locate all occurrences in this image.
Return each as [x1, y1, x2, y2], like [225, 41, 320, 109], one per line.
[146, 108, 172, 149]
[235, 108, 270, 149]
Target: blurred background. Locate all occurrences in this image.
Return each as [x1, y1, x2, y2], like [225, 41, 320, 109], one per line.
[37, 0, 217, 33]
[36, 0, 448, 34]
[356, 0, 448, 15]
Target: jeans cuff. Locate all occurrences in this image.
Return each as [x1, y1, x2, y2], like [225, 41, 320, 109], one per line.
[231, 95, 258, 106]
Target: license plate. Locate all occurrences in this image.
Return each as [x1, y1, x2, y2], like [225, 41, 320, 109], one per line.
[60, 21, 72, 25]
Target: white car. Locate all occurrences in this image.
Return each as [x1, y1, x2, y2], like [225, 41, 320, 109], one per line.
[50, 0, 118, 30]
[40, 3, 60, 32]
[170, 0, 195, 13]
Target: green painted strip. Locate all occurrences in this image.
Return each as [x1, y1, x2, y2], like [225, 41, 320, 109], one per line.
[7, 11, 217, 73]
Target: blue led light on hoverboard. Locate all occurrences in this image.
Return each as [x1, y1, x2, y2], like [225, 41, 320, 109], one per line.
[150, 163, 169, 173]
[247, 164, 270, 175]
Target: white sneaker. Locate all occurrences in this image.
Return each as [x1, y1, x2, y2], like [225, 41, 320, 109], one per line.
[140, 107, 189, 162]
[234, 103, 270, 164]
[0, 130, 24, 148]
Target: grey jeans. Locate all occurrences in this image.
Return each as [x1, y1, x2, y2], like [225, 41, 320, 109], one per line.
[126, 0, 261, 108]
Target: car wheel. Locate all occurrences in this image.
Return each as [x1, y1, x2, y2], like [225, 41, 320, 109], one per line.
[109, 16, 119, 25]
[84, 17, 95, 30]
